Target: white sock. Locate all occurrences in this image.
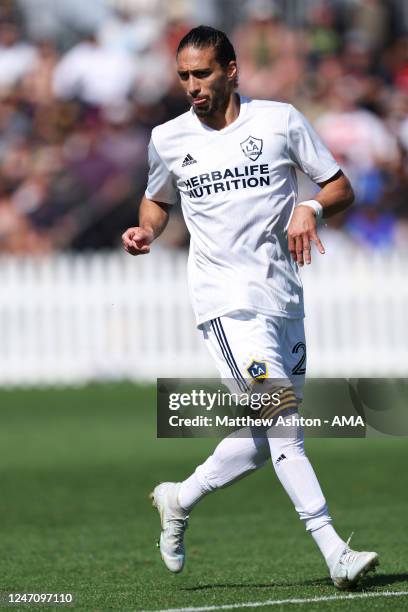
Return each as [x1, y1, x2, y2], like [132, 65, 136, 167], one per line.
[268, 426, 345, 566]
[178, 473, 207, 512]
[311, 524, 346, 568]
[178, 428, 270, 512]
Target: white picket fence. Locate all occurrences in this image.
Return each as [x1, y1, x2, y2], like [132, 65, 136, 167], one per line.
[0, 246, 407, 385]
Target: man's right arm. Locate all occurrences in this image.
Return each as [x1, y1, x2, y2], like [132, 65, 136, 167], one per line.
[122, 196, 170, 256]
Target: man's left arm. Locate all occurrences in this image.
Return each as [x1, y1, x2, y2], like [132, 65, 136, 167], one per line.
[315, 169, 354, 217]
[286, 105, 355, 266]
[288, 170, 354, 266]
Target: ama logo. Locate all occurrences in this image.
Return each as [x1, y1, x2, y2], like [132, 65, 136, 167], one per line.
[240, 136, 263, 161]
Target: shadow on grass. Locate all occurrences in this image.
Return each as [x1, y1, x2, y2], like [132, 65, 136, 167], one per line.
[182, 573, 408, 592]
[182, 578, 330, 591]
[363, 572, 408, 588]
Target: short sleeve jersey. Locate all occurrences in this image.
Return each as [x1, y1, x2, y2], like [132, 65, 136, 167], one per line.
[145, 96, 340, 326]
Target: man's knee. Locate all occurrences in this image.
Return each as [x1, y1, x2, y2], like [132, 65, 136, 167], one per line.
[195, 437, 269, 491]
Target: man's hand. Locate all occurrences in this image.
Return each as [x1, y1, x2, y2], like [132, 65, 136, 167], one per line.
[122, 226, 154, 255]
[287, 205, 325, 266]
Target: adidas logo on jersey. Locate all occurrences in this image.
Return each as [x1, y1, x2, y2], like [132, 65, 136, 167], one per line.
[182, 154, 197, 167]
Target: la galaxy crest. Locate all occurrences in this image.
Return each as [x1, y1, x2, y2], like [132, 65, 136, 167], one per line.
[247, 359, 268, 382]
[240, 136, 263, 161]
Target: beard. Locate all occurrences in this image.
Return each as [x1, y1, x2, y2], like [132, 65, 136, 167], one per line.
[193, 100, 213, 117]
[192, 81, 230, 118]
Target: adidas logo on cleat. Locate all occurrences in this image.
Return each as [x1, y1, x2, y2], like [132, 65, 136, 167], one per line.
[182, 154, 197, 167]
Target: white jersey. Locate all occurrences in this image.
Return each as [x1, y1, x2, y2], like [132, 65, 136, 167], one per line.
[145, 95, 340, 326]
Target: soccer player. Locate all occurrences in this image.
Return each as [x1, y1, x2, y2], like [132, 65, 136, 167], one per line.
[122, 26, 379, 589]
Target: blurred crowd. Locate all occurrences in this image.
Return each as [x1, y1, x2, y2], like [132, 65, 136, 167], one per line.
[0, 0, 407, 253]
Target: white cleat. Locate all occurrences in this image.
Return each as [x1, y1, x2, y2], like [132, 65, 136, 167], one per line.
[150, 482, 188, 573]
[330, 536, 379, 590]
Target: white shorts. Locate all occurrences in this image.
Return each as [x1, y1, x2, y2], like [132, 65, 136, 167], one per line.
[200, 310, 306, 400]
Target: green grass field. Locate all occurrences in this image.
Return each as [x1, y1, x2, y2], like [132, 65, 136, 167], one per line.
[0, 383, 407, 611]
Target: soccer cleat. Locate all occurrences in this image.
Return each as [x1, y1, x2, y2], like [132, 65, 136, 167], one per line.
[330, 535, 379, 590]
[150, 482, 188, 573]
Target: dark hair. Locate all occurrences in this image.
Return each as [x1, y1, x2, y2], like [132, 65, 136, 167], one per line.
[176, 25, 236, 68]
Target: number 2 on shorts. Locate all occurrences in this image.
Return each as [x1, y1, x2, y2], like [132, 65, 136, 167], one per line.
[292, 341, 306, 375]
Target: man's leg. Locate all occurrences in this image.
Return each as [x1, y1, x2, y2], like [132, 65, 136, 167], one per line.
[179, 428, 270, 511]
[267, 423, 345, 568]
[265, 317, 378, 587]
[151, 428, 269, 573]
[178, 313, 272, 510]
[266, 317, 346, 568]
[152, 313, 272, 573]
[266, 417, 378, 587]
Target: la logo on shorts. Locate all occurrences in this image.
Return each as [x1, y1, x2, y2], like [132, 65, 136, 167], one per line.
[246, 359, 268, 382]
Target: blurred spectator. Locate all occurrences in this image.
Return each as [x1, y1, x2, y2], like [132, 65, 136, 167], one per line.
[384, 34, 408, 94]
[234, 0, 306, 100]
[53, 32, 137, 108]
[0, 21, 37, 93]
[98, 4, 163, 54]
[315, 80, 400, 175]
[22, 40, 58, 106]
[17, 0, 110, 46]
[307, 2, 340, 61]
[347, 0, 392, 55]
